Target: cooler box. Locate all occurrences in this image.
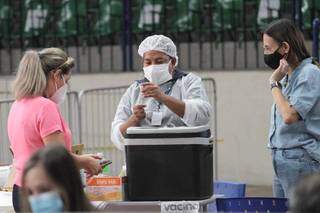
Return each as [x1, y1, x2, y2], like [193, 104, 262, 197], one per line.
[124, 125, 213, 201]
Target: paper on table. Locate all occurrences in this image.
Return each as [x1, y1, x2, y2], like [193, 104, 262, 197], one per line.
[0, 191, 12, 207]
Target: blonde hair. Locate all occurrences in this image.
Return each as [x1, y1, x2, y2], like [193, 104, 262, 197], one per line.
[12, 48, 74, 100]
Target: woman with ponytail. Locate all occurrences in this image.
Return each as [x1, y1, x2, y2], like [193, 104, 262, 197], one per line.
[7, 48, 102, 211]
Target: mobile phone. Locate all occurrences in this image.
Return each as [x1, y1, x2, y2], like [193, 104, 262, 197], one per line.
[100, 160, 112, 168]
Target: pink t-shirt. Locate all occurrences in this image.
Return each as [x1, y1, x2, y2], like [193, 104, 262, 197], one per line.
[7, 96, 72, 186]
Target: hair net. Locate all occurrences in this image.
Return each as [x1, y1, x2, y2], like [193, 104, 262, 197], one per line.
[138, 35, 179, 66]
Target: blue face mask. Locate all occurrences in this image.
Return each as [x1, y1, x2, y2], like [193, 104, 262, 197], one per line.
[28, 191, 63, 213]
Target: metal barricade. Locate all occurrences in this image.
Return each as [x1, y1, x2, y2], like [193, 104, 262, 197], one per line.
[0, 92, 12, 100]
[202, 78, 218, 180]
[313, 18, 320, 61]
[59, 91, 81, 144]
[0, 99, 14, 164]
[78, 86, 128, 176]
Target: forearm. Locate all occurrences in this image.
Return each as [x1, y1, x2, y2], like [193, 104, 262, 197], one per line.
[71, 153, 101, 175]
[72, 153, 84, 169]
[272, 87, 299, 123]
[119, 116, 139, 136]
[159, 94, 185, 117]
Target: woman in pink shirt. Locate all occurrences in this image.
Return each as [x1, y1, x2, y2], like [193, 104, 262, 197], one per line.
[7, 48, 102, 211]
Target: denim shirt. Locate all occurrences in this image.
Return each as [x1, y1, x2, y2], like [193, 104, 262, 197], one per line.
[268, 57, 320, 161]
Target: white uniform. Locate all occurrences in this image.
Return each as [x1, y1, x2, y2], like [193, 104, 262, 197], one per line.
[111, 71, 212, 150]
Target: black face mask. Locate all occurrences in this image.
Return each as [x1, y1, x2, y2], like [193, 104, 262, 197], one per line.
[264, 46, 284, 69]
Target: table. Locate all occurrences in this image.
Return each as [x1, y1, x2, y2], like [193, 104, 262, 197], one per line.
[95, 195, 221, 212]
[1, 191, 221, 213]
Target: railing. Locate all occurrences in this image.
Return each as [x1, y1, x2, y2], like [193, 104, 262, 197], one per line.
[202, 78, 218, 180]
[0, 0, 317, 74]
[312, 18, 320, 61]
[0, 78, 217, 178]
[78, 86, 128, 175]
[0, 98, 14, 164]
[59, 91, 81, 144]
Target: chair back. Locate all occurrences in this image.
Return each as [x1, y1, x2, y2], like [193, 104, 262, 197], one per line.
[216, 197, 288, 212]
[208, 181, 246, 212]
[214, 181, 246, 197]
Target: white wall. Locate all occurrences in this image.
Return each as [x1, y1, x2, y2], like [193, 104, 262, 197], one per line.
[0, 70, 274, 185]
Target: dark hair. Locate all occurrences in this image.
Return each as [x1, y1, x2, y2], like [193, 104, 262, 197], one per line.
[21, 144, 93, 212]
[290, 173, 320, 213]
[263, 18, 310, 65]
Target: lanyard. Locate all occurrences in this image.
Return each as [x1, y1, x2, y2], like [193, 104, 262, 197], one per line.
[283, 74, 289, 88]
[155, 80, 176, 111]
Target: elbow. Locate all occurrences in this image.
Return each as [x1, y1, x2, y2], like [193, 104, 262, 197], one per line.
[198, 107, 212, 126]
[282, 109, 300, 125]
[183, 100, 211, 126]
[194, 113, 211, 126]
[283, 115, 296, 125]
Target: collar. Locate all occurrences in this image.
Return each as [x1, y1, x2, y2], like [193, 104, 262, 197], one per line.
[287, 57, 312, 82]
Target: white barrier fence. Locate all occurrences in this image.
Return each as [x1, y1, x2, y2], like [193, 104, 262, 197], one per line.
[78, 86, 128, 175]
[0, 99, 14, 165]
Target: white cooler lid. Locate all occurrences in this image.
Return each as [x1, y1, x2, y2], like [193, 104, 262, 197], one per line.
[126, 125, 210, 134]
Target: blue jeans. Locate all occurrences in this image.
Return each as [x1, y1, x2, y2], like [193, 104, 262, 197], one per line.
[272, 148, 320, 198]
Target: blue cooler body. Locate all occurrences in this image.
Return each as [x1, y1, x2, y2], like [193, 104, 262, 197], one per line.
[124, 125, 213, 201]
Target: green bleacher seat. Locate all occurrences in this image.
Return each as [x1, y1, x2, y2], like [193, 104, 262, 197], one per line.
[56, 0, 87, 37]
[23, 0, 49, 38]
[170, 0, 202, 33]
[302, 0, 320, 30]
[94, 0, 123, 36]
[211, 0, 242, 31]
[257, 0, 280, 30]
[132, 0, 164, 33]
[0, 1, 12, 40]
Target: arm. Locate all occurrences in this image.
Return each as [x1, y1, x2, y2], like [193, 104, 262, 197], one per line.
[270, 59, 320, 124]
[141, 74, 212, 126]
[119, 105, 146, 135]
[111, 84, 145, 150]
[271, 87, 300, 124]
[179, 74, 212, 126]
[141, 82, 185, 117]
[158, 94, 185, 117]
[119, 116, 139, 136]
[269, 59, 300, 124]
[43, 132, 101, 175]
[39, 101, 101, 174]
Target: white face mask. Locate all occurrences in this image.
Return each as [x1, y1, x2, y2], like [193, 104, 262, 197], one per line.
[143, 61, 172, 85]
[50, 76, 68, 105]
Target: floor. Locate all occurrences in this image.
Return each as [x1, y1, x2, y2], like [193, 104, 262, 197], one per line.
[246, 185, 273, 197]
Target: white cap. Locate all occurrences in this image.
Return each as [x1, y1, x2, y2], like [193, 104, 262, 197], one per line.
[138, 35, 179, 66]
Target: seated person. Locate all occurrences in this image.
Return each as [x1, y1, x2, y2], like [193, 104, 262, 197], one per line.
[20, 144, 93, 212]
[290, 173, 320, 213]
[111, 35, 212, 150]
